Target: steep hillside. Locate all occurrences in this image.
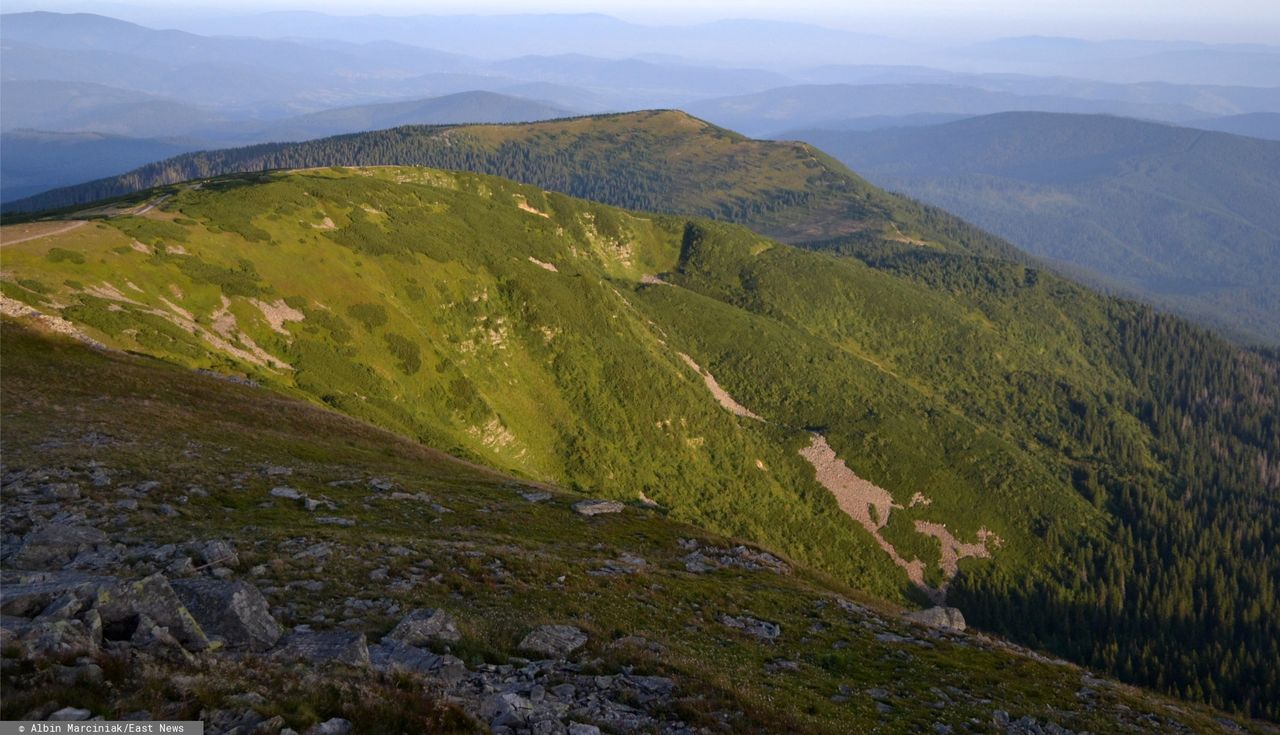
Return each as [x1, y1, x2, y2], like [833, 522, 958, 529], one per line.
[2, 167, 1276, 718]
[2, 110, 1019, 263]
[7, 320, 1265, 733]
[791, 112, 1280, 345]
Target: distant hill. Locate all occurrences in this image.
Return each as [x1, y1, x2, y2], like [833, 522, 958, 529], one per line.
[791, 112, 1280, 344]
[0, 80, 229, 137]
[0, 130, 200, 203]
[1190, 112, 1280, 140]
[686, 83, 1213, 136]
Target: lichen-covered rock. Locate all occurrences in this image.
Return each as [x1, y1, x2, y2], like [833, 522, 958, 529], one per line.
[384, 607, 460, 645]
[172, 579, 282, 651]
[519, 624, 587, 658]
[0, 571, 114, 617]
[94, 573, 209, 650]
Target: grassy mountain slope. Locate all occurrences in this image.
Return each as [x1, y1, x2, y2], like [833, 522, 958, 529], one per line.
[2, 166, 1276, 718]
[7, 320, 1266, 733]
[791, 112, 1280, 345]
[1, 110, 1019, 263]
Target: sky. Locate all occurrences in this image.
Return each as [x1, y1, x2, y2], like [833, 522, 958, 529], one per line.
[5, 0, 1279, 42]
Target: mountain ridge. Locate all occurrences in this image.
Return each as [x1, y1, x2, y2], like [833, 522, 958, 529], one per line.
[2, 162, 1275, 718]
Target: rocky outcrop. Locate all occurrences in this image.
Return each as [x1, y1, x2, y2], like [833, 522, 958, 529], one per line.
[904, 606, 966, 633]
[172, 579, 282, 651]
[721, 614, 781, 641]
[384, 607, 460, 645]
[572, 500, 624, 517]
[95, 573, 209, 650]
[8, 524, 111, 570]
[273, 630, 370, 667]
[519, 625, 588, 658]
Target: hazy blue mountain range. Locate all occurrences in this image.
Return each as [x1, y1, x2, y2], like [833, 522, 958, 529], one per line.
[1188, 112, 1280, 140]
[790, 112, 1280, 344]
[0, 129, 201, 203]
[0, 91, 576, 202]
[685, 83, 1275, 137]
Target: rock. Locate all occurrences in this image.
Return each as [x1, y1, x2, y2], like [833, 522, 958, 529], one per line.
[0, 572, 114, 617]
[520, 491, 552, 502]
[571, 500, 624, 516]
[369, 640, 467, 682]
[480, 692, 533, 728]
[9, 524, 109, 570]
[903, 606, 966, 632]
[680, 540, 790, 575]
[273, 630, 369, 667]
[95, 573, 209, 651]
[166, 557, 196, 577]
[721, 614, 781, 641]
[305, 718, 353, 735]
[196, 540, 239, 568]
[172, 579, 282, 651]
[519, 624, 588, 658]
[270, 487, 303, 500]
[385, 607, 460, 645]
[131, 613, 196, 664]
[4, 615, 102, 660]
[315, 517, 356, 527]
[48, 706, 92, 721]
[568, 724, 601, 735]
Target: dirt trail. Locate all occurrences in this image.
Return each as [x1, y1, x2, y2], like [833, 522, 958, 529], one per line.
[0, 221, 87, 247]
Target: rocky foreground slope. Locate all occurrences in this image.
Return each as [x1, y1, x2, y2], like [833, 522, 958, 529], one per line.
[1, 319, 1269, 733]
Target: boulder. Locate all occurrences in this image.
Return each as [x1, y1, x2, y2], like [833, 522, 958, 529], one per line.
[369, 640, 466, 683]
[9, 525, 109, 570]
[273, 630, 369, 667]
[305, 718, 353, 735]
[0, 571, 115, 617]
[172, 579, 282, 651]
[49, 707, 92, 721]
[3, 613, 102, 660]
[480, 692, 533, 728]
[130, 613, 196, 664]
[571, 500, 624, 517]
[195, 540, 239, 568]
[384, 608, 460, 645]
[519, 624, 587, 658]
[903, 606, 966, 632]
[721, 614, 781, 641]
[94, 573, 209, 651]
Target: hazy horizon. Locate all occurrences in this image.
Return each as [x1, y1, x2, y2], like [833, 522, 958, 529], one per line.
[4, 0, 1280, 44]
